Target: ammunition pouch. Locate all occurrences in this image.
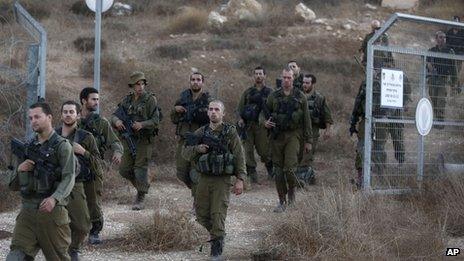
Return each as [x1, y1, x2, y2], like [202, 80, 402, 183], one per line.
[241, 104, 260, 122]
[196, 152, 235, 176]
[76, 156, 94, 182]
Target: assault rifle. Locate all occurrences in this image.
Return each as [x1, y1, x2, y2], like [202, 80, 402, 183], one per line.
[113, 106, 137, 158]
[10, 138, 59, 191]
[184, 131, 228, 154]
[177, 91, 205, 124]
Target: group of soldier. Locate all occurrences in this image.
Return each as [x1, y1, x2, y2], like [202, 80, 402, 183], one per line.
[5, 17, 463, 261]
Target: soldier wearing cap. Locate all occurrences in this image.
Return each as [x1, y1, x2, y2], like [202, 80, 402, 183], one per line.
[111, 71, 161, 210]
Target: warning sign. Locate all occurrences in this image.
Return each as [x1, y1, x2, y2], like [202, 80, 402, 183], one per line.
[381, 69, 403, 108]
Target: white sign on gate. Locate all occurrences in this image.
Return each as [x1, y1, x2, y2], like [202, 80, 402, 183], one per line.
[380, 68, 403, 108]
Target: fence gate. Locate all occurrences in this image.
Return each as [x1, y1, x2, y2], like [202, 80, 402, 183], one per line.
[363, 13, 464, 193]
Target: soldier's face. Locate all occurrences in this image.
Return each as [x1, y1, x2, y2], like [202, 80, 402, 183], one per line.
[133, 80, 145, 95]
[190, 74, 203, 93]
[281, 70, 294, 89]
[208, 102, 224, 123]
[61, 104, 79, 127]
[302, 77, 313, 93]
[29, 107, 52, 133]
[254, 69, 265, 84]
[288, 62, 300, 75]
[436, 34, 446, 47]
[84, 93, 99, 111]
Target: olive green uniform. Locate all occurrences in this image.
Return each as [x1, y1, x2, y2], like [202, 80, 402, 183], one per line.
[299, 89, 333, 167]
[6, 131, 75, 261]
[237, 85, 272, 181]
[170, 89, 211, 196]
[78, 112, 123, 235]
[264, 89, 312, 204]
[56, 127, 102, 253]
[111, 91, 160, 195]
[182, 123, 246, 240]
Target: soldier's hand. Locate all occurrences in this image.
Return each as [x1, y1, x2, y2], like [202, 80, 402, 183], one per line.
[196, 144, 209, 154]
[132, 121, 143, 132]
[112, 152, 122, 165]
[115, 120, 125, 131]
[18, 159, 35, 172]
[264, 118, 276, 129]
[233, 178, 244, 195]
[39, 197, 57, 213]
[175, 106, 187, 113]
[304, 143, 311, 153]
[349, 125, 358, 136]
[73, 143, 86, 156]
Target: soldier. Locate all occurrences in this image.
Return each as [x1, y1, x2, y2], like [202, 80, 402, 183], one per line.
[111, 71, 161, 210]
[297, 74, 333, 185]
[170, 72, 211, 208]
[78, 87, 123, 244]
[427, 31, 458, 125]
[182, 100, 245, 260]
[264, 68, 312, 213]
[349, 68, 411, 188]
[6, 102, 75, 261]
[57, 100, 102, 260]
[237, 66, 273, 184]
[288, 61, 304, 90]
[359, 20, 381, 65]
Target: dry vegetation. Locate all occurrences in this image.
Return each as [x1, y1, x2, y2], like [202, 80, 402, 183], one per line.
[109, 207, 203, 252]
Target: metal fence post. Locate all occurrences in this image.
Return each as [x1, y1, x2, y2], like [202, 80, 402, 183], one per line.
[25, 44, 39, 139]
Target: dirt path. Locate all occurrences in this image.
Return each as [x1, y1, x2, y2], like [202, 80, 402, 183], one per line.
[0, 167, 300, 260]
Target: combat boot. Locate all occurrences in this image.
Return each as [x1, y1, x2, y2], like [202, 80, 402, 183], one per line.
[210, 237, 224, 260]
[88, 221, 103, 245]
[273, 195, 286, 213]
[69, 249, 79, 261]
[132, 192, 146, 210]
[288, 188, 295, 207]
[265, 161, 274, 180]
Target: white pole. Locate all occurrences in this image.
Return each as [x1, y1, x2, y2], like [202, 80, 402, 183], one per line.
[94, 0, 102, 113]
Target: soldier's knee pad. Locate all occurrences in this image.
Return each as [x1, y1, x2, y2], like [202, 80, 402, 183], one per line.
[6, 249, 33, 261]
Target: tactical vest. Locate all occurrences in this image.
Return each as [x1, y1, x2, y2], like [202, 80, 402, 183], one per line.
[307, 91, 327, 129]
[241, 86, 271, 123]
[19, 133, 66, 199]
[121, 91, 162, 137]
[195, 124, 235, 176]
[56, 128, 94, 182]
[80, 113, 106, 156]
[174, 89, 210, 126]
[271, 90, 305, 131]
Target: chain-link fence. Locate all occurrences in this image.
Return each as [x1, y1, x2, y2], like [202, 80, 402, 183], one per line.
[363, 13, 464, 193]
[0, 2, 46, 167]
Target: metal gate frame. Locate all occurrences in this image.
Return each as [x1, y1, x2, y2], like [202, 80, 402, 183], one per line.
[13, 1, 47, 138]
[363, 13, 464, 194]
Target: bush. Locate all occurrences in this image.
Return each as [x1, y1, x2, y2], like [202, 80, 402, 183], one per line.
[73, 37, 107, 53]
[69, 1, 93, 16]
[257, 184, 445, 259]
[166, 7, 208, 34]
[153, 44, 191, 60]
[115, 208, 203, 252]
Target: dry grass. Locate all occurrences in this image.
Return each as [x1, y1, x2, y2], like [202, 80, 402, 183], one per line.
[73, 36, 107, 53]
[114, 207, 203, 252]
[256, 180, 446, 259]
[153, 44, 191, 60]
[165, 7, 209, 34]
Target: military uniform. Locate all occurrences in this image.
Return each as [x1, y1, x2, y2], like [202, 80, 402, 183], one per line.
[78, 112, 123, 239]
[170, 89, 211, 197]
[264, 88, 311, 210]
[6, 131, 75, 261]
[293, 73, 304, 91]
[237, 85, 273, 182]
[297, 89, 333, 184]
[350, 76, 411, 186]
[182, 123, 246, 256]
[427, 45, 457, 121]
[111, 90, 160, 206]
[56, 127, 102, 254]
